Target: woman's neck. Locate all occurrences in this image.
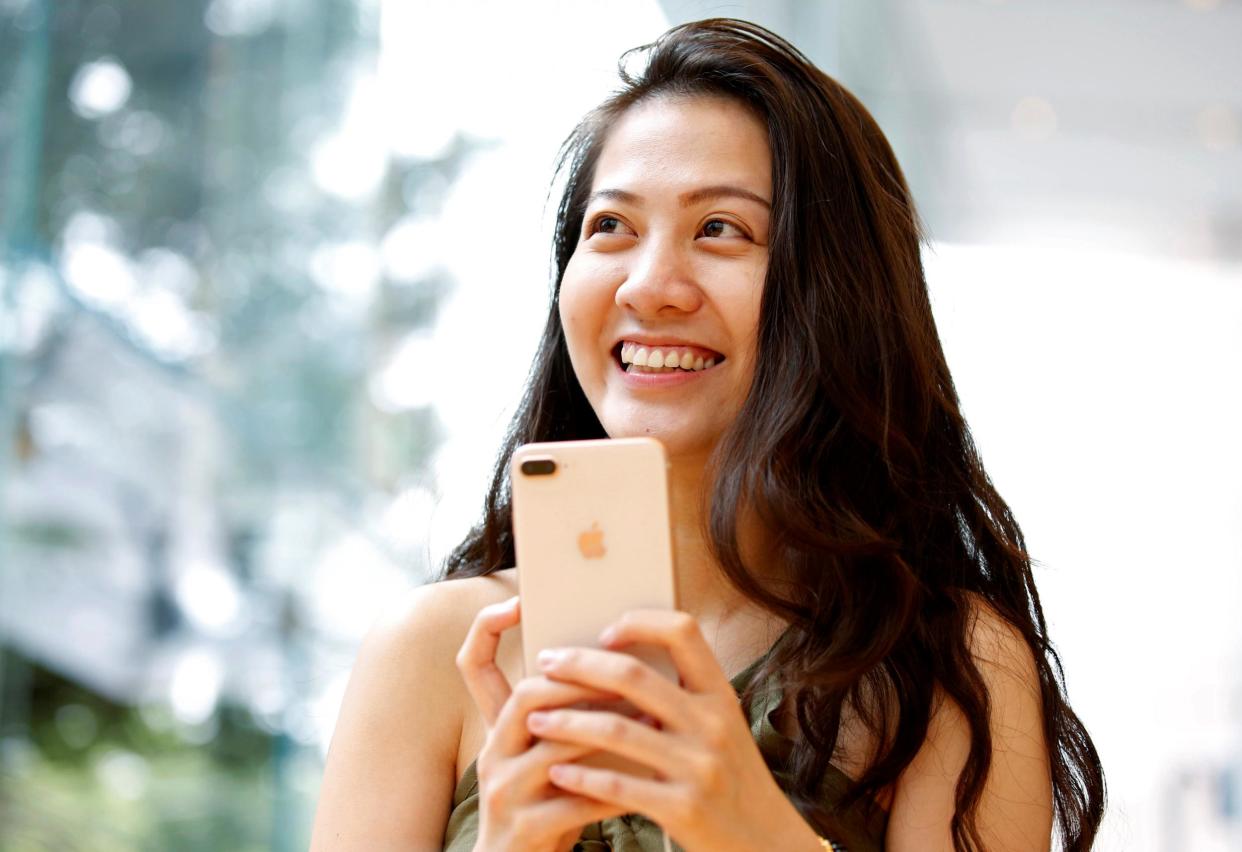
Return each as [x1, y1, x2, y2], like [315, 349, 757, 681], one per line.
[666, 452, 761, 625]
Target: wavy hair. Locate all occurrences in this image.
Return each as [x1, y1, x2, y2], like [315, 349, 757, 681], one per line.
[439, 18, 1105, 851]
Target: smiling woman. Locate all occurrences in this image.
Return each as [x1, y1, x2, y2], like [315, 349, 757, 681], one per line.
[560, 95, 770, 464]
[310, 18, 1105, 852]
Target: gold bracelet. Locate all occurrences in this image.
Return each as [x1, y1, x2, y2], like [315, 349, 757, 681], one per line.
[817, 838, 845, 852]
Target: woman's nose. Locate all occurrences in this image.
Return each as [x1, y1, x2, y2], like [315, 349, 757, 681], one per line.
[614, 236, 703, 316]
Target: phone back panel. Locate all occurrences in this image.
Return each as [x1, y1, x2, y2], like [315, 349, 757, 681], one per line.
[511, 437, 678, 683]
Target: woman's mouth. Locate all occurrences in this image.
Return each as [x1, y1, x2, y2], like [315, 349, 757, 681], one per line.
[614, 340, 725, 374]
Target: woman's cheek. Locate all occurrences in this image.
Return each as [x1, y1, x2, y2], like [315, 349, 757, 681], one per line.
[556, 286, 598, 371]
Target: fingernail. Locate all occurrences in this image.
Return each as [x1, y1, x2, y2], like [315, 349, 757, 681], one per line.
[527, 711, 549, 729]
[537, 649, 564, 668]
[598, 626, 617, 645]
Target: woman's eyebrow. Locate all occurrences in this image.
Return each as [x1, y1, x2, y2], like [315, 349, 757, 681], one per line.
[681, 185, 771, 209]
[587, 185, 771, 209]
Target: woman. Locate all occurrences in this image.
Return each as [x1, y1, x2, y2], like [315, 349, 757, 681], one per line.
[310, 18, 1105, 852]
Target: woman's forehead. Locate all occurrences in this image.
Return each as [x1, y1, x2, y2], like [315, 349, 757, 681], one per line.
[590, 96, 771, 199]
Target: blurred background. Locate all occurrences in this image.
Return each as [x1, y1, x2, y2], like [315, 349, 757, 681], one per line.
[1, 0, 1239, 849]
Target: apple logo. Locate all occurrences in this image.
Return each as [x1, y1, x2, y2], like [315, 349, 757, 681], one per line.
[578, 522, 606, 559]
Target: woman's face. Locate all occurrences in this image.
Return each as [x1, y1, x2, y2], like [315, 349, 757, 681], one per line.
[558, 95, 771, 461]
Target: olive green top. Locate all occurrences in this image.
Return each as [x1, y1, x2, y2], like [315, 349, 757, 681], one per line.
[442, 648, 888, 852]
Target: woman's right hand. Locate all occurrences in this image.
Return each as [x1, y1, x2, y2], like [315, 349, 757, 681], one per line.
[456, 595, 631, 852]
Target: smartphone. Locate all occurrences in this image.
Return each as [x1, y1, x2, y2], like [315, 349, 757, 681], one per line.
[511, 437, 679, 779]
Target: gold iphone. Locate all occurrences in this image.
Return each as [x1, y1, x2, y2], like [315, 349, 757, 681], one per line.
[511, 437, 679, 779]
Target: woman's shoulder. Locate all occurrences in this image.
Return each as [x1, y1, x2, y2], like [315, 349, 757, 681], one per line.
[309, 567, 520, 849]
[399, 565, 519, 614]
[370, 567, 520, 673]
[958, 592, 1041, 687]
[397, 569, 526, 786]
[330, 566, 522, 769]
[884, 592, 1052, 848]
[352, 568, 523, 745]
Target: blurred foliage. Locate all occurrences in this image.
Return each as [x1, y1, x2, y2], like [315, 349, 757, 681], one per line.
[1, 0, 460, 848]
[1, 650, 314, 852]
[8, 519, 94, 550]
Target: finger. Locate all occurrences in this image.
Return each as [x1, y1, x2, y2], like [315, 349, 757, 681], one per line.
[490, 675, 625, 757]
[546, 760, 677, 832]
[535, 647, 687, 732]
[477, 739, 630, 840]
[494, 737, 599, 801]
[477, 739, 616, 840]
[456, 595, 520, 726]
[523, 787, 632, 840]
[525, 707, 685, 781]
[598, 608, 729, 694]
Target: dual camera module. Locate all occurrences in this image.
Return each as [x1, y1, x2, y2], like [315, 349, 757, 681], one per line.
[519, 458, 557, 477]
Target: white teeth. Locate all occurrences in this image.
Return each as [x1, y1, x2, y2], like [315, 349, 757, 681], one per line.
[618, 341, 722, 372]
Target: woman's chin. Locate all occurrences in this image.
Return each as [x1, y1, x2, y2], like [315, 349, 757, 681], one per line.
[600, 424, 719, 463]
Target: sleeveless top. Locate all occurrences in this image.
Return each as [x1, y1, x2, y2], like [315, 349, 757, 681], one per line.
[441, 646, 889, 851]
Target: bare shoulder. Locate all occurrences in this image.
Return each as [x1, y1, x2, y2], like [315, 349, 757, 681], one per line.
[374, 566, 519, 653]
[963, 594, 1042, 692]
[309, 568, 519, 852]
[886, 594, 1052, 852]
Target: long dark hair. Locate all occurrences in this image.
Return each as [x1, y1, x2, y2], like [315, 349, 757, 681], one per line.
[439, 18, 1105, 851]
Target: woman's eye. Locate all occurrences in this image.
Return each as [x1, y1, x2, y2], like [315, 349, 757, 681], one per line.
[699, 219, 747, 239]
[589, 216, 633, 236]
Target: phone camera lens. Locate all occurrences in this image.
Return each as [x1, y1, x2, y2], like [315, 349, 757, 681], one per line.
[519, 458, 557, 476]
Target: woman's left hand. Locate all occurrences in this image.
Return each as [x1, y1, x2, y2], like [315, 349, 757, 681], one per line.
[526, 609, 819, 852]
